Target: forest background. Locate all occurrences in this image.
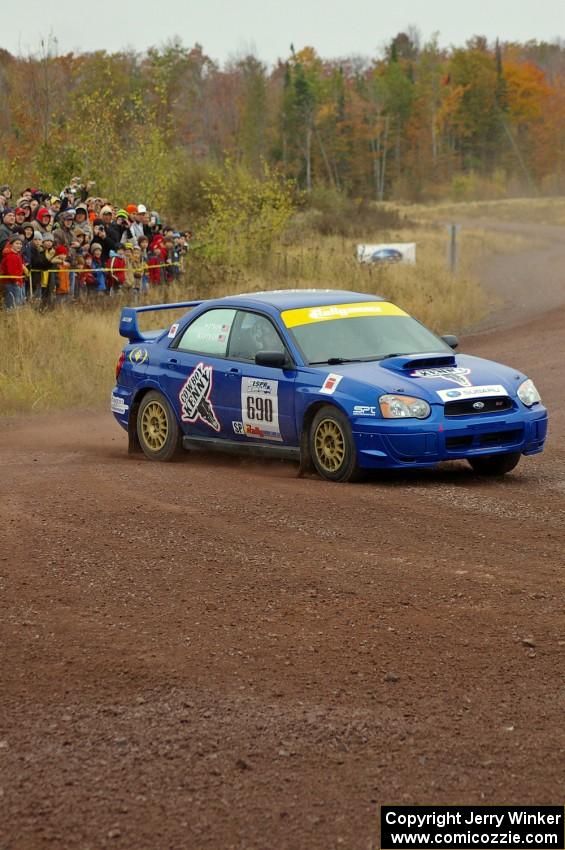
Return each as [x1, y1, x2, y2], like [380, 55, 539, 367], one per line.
[1, 31, 564, 218]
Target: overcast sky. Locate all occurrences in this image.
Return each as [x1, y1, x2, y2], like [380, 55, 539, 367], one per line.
[2, 0, 564, 65]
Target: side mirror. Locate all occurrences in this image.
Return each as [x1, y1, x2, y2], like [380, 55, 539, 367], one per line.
[255, 350, 288, 368]
[442, 334, 459, 350]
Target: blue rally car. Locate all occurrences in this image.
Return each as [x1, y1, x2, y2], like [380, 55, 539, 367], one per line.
[112, 289, 547, 482]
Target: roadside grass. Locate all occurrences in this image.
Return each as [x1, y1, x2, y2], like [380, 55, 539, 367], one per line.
[403, 196, 565, 227]
[0, 218, 498, 416]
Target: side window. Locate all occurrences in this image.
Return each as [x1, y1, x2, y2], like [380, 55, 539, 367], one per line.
[228, 311, 286, 362]
[176, 309, 236, 356]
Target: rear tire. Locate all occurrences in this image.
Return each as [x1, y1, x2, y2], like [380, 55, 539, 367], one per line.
[309, 405, 363, 482]
[468, 452, 520, 476]
[137, 390, 183, 462]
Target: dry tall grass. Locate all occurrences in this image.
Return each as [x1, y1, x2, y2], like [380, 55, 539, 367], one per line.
[0, 220, 495, 416]
[403, 196, 565, 227]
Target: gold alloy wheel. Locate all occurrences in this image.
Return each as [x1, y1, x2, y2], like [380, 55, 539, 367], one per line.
[141, 401, 169, 451]
[314, 418, 346, 472]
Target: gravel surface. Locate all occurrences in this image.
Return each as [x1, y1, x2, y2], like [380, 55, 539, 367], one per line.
[1, 221, 564, 849]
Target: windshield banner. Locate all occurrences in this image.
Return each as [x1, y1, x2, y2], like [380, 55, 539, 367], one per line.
[281, 301, 407, 328]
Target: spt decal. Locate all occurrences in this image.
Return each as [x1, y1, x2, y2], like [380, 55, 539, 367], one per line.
[179, 362, 220, 432]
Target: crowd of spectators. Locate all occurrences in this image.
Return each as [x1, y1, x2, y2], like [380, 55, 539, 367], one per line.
[0, 178, 191, 310]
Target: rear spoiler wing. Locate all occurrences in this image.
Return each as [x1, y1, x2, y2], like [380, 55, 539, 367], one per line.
[119, 301, 203, 342]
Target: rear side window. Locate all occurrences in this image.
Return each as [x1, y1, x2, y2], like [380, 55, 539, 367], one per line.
[176, 309, 236, 356]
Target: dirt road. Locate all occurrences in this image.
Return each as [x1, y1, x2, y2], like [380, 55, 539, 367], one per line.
[1, 221, 564, 850]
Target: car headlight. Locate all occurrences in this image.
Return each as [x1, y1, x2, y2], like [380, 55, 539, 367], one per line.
[517, 379, 541, 407]
[379, 394, 431, 419]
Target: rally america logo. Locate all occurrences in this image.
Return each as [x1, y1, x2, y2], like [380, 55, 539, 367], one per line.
[179, 362, 220, 432]
[411, 366, 472, 387]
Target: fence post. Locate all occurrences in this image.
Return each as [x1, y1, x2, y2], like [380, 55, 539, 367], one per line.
[447, 223, 460, 274]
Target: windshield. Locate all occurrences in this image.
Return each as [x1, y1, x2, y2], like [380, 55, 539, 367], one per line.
[281, 301, 451, 364]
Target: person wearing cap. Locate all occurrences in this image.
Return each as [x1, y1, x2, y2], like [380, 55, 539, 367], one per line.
[14, 207, 27, 227]
[49, 196, 62, 216]
[54, 209, 76, 250]
[0, 234, 27, 308]
[0, 209, 17, 252]
[85, 243, 106, 295]
[73, 204, 89, 228]
[114, 209, 132, 244]
[100, 205, 123, 246]
[19, 222, 35, 260]
[129, 204, 153, 246]
[34, 207, 53, 235]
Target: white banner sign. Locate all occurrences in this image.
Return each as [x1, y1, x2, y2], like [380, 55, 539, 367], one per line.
[357, 242, 416, 265]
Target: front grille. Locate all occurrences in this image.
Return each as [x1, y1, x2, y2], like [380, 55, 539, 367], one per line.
[446, 427, 523, 452]
[444, 396, 513, 416]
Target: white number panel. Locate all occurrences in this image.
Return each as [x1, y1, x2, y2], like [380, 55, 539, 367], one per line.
[241, 378, 282, 441]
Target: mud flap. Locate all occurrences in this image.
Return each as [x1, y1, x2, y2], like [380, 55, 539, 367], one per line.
[297, 428, 313, 477]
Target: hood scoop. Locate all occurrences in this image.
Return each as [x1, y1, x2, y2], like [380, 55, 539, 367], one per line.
[380, 352, 457, 372]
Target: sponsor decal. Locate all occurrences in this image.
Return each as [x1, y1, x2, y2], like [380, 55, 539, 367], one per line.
[179, 362, 220, 432]
[122, 316, 133, 323]
[244, 424, 281, 439]
[111, 394, 128, 415]
[436, 384, 509, 403]
[232, 421, 245, 435]
[411, 366, 472, 387]
[241, 377, 281, 440]
[320, 373, 343, 395]
[128, 347, 148, 365]
[281, 301, 407, 328]
[352, 404, 377, 416]
[168, 322, 179, 338]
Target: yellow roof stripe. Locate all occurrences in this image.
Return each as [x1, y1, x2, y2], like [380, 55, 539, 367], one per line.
[281, 301, 408, 328]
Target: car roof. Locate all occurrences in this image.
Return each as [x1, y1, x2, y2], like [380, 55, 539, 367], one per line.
[208, 289, 386, 311]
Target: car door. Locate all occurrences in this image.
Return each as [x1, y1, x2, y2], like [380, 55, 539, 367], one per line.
[221, 309, 298, 444]
[159, 308, 236, 439]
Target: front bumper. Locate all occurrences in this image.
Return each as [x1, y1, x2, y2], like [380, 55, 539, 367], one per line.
[352, 405, 548, 469]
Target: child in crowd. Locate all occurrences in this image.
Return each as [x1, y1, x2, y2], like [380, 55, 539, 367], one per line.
[30, 231, 45, 297]
[147, 246, 163, 286]
[55, 246, 71, 303]
[131, 246, 143, 299]
[123, 243, 135, 291]
[40, 233, 63, 309]
[73, 254, 88, 299]
[107, 245, 127, 293]
[137, 236, 149, 293]
[87, 243, 107, 295]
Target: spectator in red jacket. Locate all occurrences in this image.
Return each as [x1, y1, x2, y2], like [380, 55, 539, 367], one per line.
[0, 234, 26, 308]
[106, 246, 127, 293]
[147, 247, 163, 285]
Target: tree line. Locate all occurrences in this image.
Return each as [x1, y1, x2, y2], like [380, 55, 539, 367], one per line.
[0, 33, 564, 218]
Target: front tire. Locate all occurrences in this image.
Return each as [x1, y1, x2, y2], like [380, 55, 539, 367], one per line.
[309, 406, 362, 482]
[137, 390, 183, 462]
[468, 451, 520, 476]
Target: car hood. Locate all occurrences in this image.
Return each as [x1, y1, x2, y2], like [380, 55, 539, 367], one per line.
[309, 352, 525, 402]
